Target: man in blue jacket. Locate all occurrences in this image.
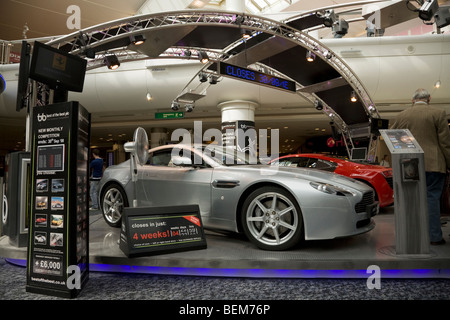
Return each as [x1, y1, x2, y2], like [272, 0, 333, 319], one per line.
[89, 148, 104, 210]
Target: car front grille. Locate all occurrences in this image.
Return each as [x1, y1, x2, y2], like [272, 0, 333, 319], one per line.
[355, 191, 375, 213]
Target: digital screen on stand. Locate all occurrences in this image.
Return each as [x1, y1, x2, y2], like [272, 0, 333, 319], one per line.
[386, 130, 417, 150]
[37, 145, 65, 172]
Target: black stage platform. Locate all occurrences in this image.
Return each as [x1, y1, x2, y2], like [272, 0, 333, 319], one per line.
[1, 207, 449, 279]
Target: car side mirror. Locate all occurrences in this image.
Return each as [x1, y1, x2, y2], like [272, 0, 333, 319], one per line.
[172, 156, 192, 167]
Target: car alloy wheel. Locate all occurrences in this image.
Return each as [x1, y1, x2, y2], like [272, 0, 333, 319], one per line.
[101, 184, 128, 227]
[242, 186, 303, 250]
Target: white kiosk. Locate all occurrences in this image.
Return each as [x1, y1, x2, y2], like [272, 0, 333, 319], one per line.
[380, 129, 430, 255]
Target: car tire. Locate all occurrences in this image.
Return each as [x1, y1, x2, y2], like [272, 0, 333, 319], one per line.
[101, 183, 128, 228]
[241, 186, 304, 251]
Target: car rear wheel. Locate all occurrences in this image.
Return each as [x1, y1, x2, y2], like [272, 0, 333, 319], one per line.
[101, 183, 128, 227]
[241, 186, 304, 251]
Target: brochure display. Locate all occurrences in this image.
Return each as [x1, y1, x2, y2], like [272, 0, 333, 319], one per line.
[379, 129, 429, 255]
[26, 101, 90, 298]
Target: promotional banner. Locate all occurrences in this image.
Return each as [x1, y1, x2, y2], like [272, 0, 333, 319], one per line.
[26, 101, 90, 298]
[120, 205, 207, 258]
[221, 120, 256, 154]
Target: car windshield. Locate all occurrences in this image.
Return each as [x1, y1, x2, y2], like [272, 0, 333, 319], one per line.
[201, 145, 259, 166]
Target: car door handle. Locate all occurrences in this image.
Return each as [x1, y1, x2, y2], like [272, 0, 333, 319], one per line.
[212, 180, 240, 188]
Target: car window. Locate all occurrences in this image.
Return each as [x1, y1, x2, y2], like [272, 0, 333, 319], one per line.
[307, 158, 337, 172]
[148, 149, 173, 166]
[148, 148, 209, 167]
[277, 157, 309, 168]
[204, 146, 258, 166]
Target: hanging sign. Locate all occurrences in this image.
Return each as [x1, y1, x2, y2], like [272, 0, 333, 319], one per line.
[155, 112, 184, 119]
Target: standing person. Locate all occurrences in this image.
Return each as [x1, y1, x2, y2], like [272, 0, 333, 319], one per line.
[379, 154, 390, 167]
[391, 88, 450, 245]
[89, 148, 104, 210]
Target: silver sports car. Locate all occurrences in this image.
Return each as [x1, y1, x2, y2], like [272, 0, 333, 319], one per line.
[98, 144, 378, 250]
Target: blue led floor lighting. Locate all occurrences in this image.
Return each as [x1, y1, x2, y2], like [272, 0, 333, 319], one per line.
[5, 259, 450, 278]
[81, 264, 450, 279]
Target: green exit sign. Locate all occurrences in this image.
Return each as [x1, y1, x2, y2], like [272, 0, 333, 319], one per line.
[155, 112, 184, 119]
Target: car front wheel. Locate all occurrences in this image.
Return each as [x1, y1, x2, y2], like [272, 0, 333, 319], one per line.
[101, 183, 128, 227]
[241, 186, 304, 251]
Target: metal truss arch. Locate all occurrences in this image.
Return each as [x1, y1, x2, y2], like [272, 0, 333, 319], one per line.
[43, 9, 380, 160]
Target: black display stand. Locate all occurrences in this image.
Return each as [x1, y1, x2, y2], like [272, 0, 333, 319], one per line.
[2, 151, 30, 247]
[120, 205, 207, 258]
[26, 101, 90, 298]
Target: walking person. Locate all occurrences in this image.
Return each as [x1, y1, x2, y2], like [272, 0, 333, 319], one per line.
[89, 148, 104, 210]
[391, 88, 450, 245]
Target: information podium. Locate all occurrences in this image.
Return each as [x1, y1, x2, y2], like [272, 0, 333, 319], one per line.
[380, 129, 429, 255]
[26, 101, 90, 298]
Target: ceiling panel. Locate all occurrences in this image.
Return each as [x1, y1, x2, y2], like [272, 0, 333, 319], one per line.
[174, 25, 244, 49]
[260, 46, 341, 86]
[134, 26, 198, 58]
[316, 84, 368, 125]
[0, 0, 147, 40]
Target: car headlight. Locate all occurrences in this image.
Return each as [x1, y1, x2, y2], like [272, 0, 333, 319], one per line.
[309, 182, 355, 196]
[381, 169, 392, 178]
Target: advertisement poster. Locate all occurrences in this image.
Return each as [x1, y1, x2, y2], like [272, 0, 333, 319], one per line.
[221, 120, 256, 154]
[26, 101, 90, 298]
[120, 205, 207, 258]
[221, 121, 236, 147]
[236, 120, 256, 155]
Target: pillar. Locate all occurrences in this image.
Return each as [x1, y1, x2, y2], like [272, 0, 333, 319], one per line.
[217, 100, 258, 153]
[150, 127, 168, 149]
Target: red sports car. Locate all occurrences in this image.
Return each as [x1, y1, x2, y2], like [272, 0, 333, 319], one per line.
[270, 154, 394, 208]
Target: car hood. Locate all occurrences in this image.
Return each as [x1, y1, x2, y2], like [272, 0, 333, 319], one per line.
[103, 160, 133, 172]
[101, 160, 131, 178]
